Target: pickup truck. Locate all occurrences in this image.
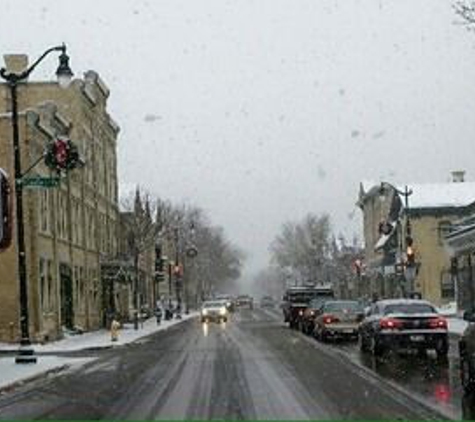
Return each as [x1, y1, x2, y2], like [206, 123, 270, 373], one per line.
[282, 285, 334, 329]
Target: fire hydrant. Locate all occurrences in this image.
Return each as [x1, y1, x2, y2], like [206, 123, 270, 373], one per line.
[110, 319, 120, 342]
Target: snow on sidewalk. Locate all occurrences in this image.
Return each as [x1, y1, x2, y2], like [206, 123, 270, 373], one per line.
[0, 313, 197, 392]
[447, 317, 468, 336]
[0, 312, 197, 353]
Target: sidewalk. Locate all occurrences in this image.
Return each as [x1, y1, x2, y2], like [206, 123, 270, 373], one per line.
[0, 312, 197, 392]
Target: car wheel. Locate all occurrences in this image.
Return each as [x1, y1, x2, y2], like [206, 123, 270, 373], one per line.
[435, 338, 449, 359]
[461, 354, 475, 394]
[370, 335, 384, 357]
[358, 334, 367, 352]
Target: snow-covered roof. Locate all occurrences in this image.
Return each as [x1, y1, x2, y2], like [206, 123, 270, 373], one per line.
[398, 182, 475, 209]
[360, 180, 475, 210]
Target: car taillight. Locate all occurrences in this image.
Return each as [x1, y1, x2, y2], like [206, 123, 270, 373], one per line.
[380, 317, 403, 330]
[323, 314, 339, 325]
[429, 317, 448, 329]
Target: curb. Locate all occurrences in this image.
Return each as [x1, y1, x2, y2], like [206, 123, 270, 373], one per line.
[0, 364, 70, 395]
[0, 315, 198, 355]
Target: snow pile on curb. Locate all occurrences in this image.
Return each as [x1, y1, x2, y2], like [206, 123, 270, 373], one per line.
[447, 317, 468, 336]
[0, 312, 198, 353]
[0, 313, 197, 393]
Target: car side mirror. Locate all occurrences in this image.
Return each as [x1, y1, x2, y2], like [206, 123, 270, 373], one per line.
[364, 307, 371, 317]
[464, 310, 475, 322]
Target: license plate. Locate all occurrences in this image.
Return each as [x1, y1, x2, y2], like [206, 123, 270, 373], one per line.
[410, 335, 425, 342]
[342, 329, 355, 334]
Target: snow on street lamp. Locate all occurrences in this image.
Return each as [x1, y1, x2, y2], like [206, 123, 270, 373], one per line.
[0, 44, 73, 364]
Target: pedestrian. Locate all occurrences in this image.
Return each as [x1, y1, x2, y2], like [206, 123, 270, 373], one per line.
[155, 304, 162, 325]
[110, 318, 120, 342]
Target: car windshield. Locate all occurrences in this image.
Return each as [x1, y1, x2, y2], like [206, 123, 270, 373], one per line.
[203, 301, 226, 308]
[1, 1, 472, 420]
[324, 301, 362, 313]
[383, 303, 436, 315]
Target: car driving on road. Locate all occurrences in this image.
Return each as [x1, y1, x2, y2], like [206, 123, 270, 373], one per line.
[313, 300, 364, 341]
[236, 295, 254, 309]
[358, 299, 448, 358]
[201, 300, 229, 323]
[260, 295, 276, 308]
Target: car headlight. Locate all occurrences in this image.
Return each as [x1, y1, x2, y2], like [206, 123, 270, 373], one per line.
[219, 307, 227, 315]
[202, 309, 208, 316]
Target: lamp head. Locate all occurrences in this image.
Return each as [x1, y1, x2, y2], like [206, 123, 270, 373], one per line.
[56, 49, 73, 88]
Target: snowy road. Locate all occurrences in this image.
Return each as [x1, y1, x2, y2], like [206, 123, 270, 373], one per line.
[0, 308, 469, 419]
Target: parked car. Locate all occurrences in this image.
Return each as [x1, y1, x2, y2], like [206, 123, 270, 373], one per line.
[313, 300, 364, 341]
[260, 295, 276, 308]
[358, 299, 448, 358]
[299, 292, 335, 334]
[201, 300, 229, 323]
[459, 309, 475, 393]
[283, 284, 334, 330]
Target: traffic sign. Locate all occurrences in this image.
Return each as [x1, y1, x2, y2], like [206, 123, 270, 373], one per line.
[20, 176, 60, 189]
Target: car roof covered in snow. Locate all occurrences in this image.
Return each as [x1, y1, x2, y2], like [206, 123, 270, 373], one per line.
[376, 299, 434, 307]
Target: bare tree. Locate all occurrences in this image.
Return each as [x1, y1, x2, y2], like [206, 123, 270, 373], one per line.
[454, 1, 475, 26]
[121, 187, 160, 329]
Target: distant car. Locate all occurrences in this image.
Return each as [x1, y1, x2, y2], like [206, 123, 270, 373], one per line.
[260, 296, 275, 308]
[459, 309, 475, 393]
[358, 299, 448, 358]
[201, 300, 229, 323]
[313, 300, 364, 341]
[236, 295, 254, 309]
[214, 294, 236, 312]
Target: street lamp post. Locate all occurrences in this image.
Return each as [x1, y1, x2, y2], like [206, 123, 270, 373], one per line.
[379, 182, 414, 297]
[0, 45, 73, 364]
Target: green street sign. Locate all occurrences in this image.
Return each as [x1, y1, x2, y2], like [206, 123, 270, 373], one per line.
[20, 176, 61, 189]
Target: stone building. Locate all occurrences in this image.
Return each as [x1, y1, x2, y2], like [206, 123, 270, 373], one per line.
[357, 173, 475, 306]
[0, 54, 120, 342]
[444, 215, 475, 312]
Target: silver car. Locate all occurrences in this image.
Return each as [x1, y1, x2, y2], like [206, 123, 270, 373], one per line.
[201, 300, 229, 323]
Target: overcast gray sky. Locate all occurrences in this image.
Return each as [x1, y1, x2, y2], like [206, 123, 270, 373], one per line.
[2, 0, 475, 278]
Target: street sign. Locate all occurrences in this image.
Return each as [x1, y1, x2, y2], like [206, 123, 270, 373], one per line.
[20, 176, 60, 189]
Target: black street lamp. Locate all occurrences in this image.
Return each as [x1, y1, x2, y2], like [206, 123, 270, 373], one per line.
[379, 182, 415, 296]
[0, 44, 73, 364]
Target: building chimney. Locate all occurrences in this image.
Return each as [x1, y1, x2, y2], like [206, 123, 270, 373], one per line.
[451, 170, 465, 183]
[3, 54, 28, 77]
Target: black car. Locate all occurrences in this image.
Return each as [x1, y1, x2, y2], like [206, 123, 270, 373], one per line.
[459, 309, 475, 393]
[358, 299, 448, 358]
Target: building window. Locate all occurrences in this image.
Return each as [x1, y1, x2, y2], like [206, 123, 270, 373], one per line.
[441, 271, 455, 299]
[39, 258, 46, 311]
[438, 221, 452, 245]
[47, 260, 53, 311]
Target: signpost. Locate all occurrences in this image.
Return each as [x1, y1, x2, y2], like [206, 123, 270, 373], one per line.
[19, 176, 61, 189]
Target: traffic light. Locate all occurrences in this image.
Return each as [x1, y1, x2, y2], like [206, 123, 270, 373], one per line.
[0, 169, 12, 251]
